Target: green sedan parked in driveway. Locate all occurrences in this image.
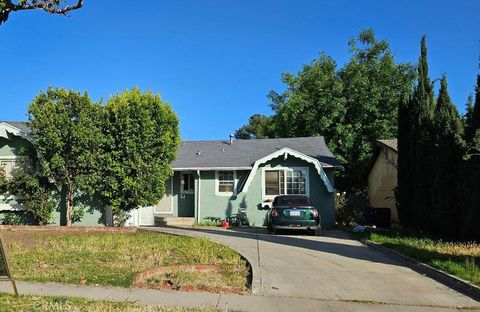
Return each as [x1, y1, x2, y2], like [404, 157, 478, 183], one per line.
[266, 195, 321, 235]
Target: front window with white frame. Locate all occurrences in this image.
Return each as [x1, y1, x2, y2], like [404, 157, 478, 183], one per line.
[216, 170, 236, 195]
[0, 156, 29, 179]
[263, 167, 308, 199]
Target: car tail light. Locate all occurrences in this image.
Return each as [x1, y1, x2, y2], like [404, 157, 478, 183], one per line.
[271, 208, 279, 217]
[312, 209, 319, 218]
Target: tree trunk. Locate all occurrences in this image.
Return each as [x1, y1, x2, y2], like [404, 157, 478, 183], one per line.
[66, 186, 74, 226]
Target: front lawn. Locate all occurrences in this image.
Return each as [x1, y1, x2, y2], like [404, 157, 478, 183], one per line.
[1, 230, 249, 292]
[356, 230, 480, 286]
[0, 293, 224, 312]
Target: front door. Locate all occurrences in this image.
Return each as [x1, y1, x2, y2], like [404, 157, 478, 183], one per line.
[179, 171, 195, 217]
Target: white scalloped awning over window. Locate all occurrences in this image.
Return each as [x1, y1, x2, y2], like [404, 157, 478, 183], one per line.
[240, 147, 334, 193]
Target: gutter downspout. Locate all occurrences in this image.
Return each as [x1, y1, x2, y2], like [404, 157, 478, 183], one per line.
[196, 170, 201, 223]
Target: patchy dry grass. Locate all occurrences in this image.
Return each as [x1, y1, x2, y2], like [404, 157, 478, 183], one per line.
[356, 230, 480, 286]
[0, 293, 228, 312]
[143, 266, 248, 293]
[2, 230, 249, 291]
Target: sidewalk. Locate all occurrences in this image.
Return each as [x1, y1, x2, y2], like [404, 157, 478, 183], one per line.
[0, 280, 469, 312]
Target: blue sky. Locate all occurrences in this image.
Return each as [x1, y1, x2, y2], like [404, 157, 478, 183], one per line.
[1, 0, 479, 140]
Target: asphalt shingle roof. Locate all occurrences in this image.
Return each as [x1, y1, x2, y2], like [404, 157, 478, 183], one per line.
[172, 136, 343, 170]
[1, 122, 342, 170]
[1, 121, 31, 134]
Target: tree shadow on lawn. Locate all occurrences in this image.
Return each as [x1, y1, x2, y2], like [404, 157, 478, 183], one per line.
[149, 225, 480, 302]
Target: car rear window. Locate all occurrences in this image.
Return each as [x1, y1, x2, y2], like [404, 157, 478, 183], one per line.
[276, 196, 311, 206]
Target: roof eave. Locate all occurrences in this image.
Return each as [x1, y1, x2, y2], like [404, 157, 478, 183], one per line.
[173, 166, 253, 171]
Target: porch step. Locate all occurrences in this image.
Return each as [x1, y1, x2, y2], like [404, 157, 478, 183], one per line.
[154, 217, 195, 227]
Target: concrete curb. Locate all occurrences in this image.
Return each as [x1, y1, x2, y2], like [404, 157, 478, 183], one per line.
[362, 239, 480, 301]
[139, 227, 263, 295]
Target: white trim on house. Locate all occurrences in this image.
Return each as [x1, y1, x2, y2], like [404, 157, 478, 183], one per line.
[196, 170, 201, 223]
[241, 147, 334, 193]
[215, 170, 237, 196]
[261, 166, 310, 201]
[0, 203, 24, 211]
[173, 167, 252, 171]
[0, 122, 30, 141]
[0, 155, 29, 160]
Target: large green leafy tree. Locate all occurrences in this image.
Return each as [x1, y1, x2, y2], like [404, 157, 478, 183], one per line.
[239, 29, 415, 190]
[234, 114, 274, 139]
[336, 30, 415, 188]
[28, 87, 103, 226]
[269, 53, 346, 148]
[397, 36, 435, 228]
[97, 88, 180, 220]
[430, 75, 464, 236]
[0, 0, 83, 24]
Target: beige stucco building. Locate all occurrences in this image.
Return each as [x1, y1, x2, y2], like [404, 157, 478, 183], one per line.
[367, 139, 398, 225]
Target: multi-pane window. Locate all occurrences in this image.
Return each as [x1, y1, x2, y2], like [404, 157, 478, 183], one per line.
[264, 169, 307, 196]
[265, 171, 280, 195]
[181, 173, 195, 193]
[217, 171, 235, 193]
[0, 158, 27, 179]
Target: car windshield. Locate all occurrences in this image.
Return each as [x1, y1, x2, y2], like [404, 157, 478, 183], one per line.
[276, 196, 311, 206]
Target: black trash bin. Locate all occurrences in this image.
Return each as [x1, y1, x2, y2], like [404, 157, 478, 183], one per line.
[374, 208, 391, 228]
[363, 207, 375, 226]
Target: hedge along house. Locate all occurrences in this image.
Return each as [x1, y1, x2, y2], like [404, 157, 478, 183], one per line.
[128, 136, 343, 228]
[0, 121, 343, 228]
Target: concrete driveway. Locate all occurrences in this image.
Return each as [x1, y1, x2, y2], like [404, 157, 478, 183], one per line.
[144, 227, 479, 310]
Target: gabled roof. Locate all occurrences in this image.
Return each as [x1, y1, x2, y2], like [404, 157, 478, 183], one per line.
[0, 121, 31, 134]
[377, 139, 397, 152]
[172, 136, 343, 170]
[241, 147, 335, 193]
[0, 121, 31, 140]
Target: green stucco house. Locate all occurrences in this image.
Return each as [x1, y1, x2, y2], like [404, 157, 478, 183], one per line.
[0, 121, 343, 228]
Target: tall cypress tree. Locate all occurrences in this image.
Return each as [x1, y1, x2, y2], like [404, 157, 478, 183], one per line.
[397, 36, 434, 229]
[473, 74, 480, 133]
[464, 95, 475, 141]
[396, 94, 413, 226]
[459, 68, 480, 241]
[431, 75, 464, 237]
[409, 36, 435, 229]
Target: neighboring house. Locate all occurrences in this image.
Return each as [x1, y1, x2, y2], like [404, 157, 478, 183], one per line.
[0, 121, 344, 228]
[0, 121, 104, 225]
[0, 122, 33, 212]
[367, 139, 398, 225]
